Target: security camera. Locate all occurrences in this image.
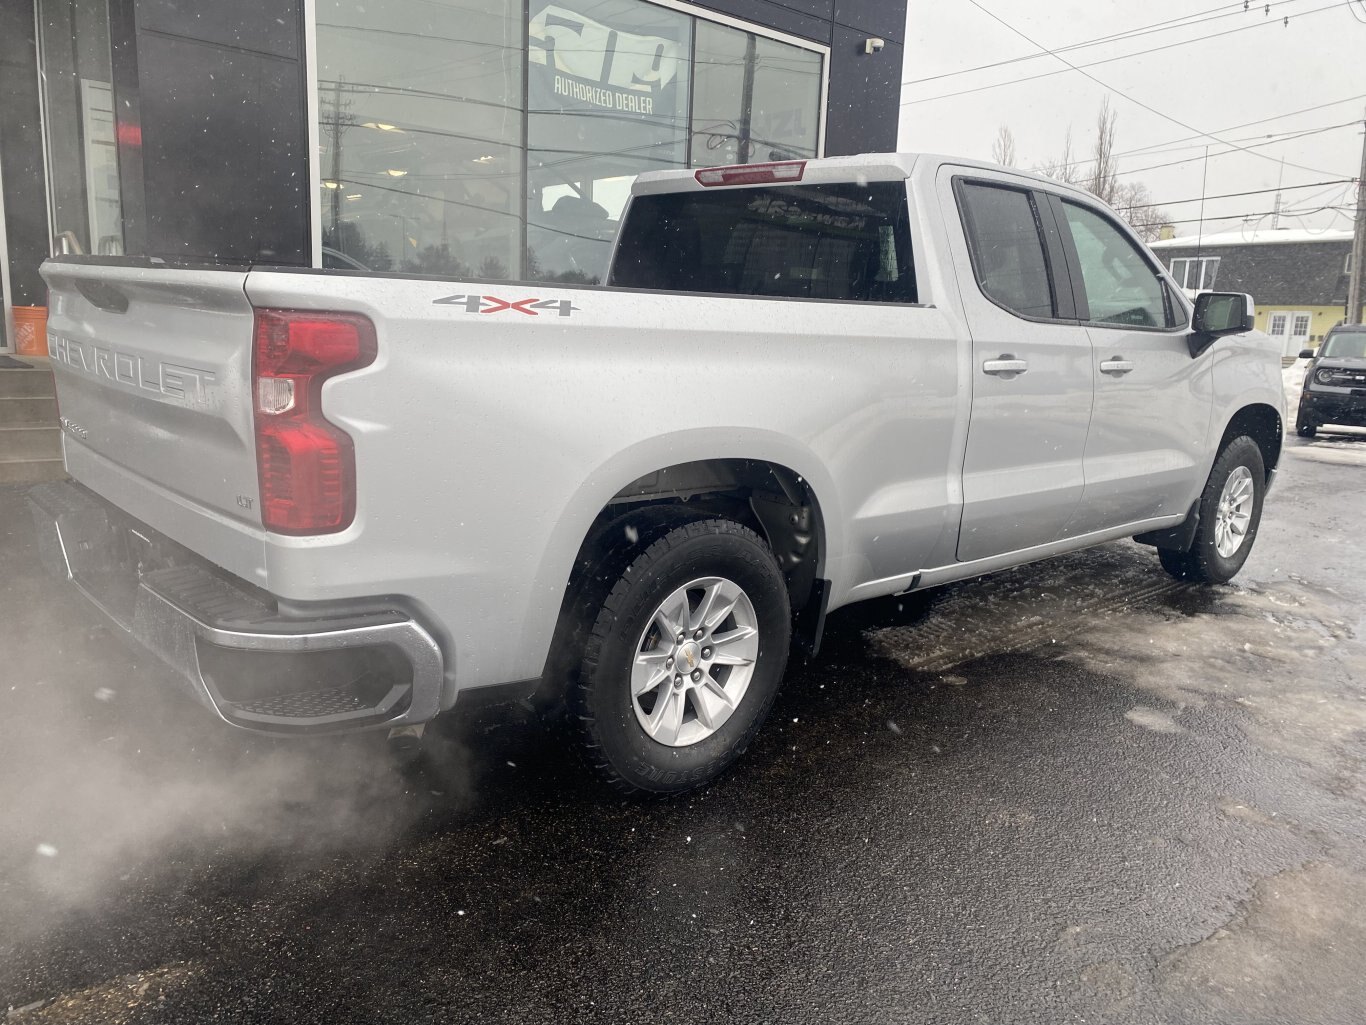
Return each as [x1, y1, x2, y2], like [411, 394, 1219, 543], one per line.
[864, 37, 885, 54]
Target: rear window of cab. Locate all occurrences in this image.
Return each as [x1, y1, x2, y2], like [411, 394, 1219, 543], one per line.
[610, 182, 917, 304]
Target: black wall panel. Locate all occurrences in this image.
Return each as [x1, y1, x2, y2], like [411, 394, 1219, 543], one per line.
[755, 0, 833, 18]
[136, 33, 306, 263]
[0, 2, 50, 304]
[824, 25, 903, 156]
[834, 0, 905, 40]
[128, 0, 307, 264]
[136, 0, 300, 59]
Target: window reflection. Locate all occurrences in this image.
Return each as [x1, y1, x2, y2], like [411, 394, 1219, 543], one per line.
[316, 0, 524, 278]
[39, 0, 123, 256]
[692, 23, 822, 167]
[527, 0, 691, 284]
[314, 0, 824, 281]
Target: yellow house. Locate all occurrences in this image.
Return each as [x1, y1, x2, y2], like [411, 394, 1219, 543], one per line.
[1148, 227, 1359, 357]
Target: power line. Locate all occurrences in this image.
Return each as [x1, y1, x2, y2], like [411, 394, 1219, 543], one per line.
[1280, 183, 1357, 215]
[1130, 177, 1354, 209]
[1161, 183, 1356, 237]
[902, 1, 1349, 107]
[903, 0, 1311, 86]
[958, 0, 1349, 179]
[1156, 204, 1352, 227]
[1040, 97, 1366, 170]
[1113, 121, 1359, 178]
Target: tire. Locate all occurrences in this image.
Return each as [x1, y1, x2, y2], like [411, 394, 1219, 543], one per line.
[574, 518, 791, 795]
[535, 504, 710, 718]
[1157, 435, 1266, 585]
[1295, 418, 1317, 438]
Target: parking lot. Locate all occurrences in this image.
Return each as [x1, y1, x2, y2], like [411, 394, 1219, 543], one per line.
[3, 427, 1365, 1024]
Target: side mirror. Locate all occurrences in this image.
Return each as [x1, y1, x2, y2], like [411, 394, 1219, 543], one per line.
[1298, 348, 1316, 360]
[1189, 292, 1255, 357]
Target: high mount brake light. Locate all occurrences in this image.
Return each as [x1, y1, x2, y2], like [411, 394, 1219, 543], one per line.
[694, 161, 807, 187]
[252, 309, 377, 535]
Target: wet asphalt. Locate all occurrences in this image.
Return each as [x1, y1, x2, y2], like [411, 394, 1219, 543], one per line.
[2, 428, 1365, 1024]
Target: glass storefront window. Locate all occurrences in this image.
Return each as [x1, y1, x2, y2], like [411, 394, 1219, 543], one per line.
[526, 0, 692, 284]
[38, 0, 123, 256]
[691, 22, 822, 168]
[316, 0, 524, 278]
[313, 0, 824, 281]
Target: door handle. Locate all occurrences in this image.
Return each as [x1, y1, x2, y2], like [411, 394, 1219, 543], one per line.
[1100, 357, 1135, 376]
[982, 356, 1028, 377]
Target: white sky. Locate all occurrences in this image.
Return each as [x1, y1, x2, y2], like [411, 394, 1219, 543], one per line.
[896, 0, 1366, 238]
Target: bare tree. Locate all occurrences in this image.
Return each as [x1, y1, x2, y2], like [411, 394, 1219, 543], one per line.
[991, 126, 1018, 167]
[1038, 127, 1082, 186]
[1085, 97, 1119, 205]
[1031, 98, 1172, 240]
[1111, 180, 1172, 243]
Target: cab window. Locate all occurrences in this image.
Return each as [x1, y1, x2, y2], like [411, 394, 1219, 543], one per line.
[956, 182, 1056, 320]
[1060, 202, 1169, 328]
[610, 182, 917, 303]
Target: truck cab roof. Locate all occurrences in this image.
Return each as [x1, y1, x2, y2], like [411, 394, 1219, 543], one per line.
[630, 152, 1092, 199]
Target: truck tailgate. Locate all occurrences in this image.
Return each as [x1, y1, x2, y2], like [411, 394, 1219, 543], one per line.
[41, 260, 265, 580]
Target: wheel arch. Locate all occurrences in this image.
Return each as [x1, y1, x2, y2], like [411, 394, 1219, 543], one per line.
[528, 436, 841, 703]
[1219, 402, 1283, 482]
[577, 455, 831, 604]
[1136, 401, 1280, 554]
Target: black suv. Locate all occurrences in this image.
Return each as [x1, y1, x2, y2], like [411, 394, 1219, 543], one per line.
[1297, 324, 1366, 438]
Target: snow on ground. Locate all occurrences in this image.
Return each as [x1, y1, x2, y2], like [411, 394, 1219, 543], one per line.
[1283, 358, 1307, 409]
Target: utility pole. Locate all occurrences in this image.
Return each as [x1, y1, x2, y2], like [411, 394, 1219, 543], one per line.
[319, 77, 352, 241]
[1271, 156, 1285, 230]
[1347, 116, 1366, 325]
[329, 79, 344, 235]
[1195, 146, 1209, 265]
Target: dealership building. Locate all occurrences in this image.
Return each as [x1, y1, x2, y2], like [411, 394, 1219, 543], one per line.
[0, 0, 907, 349]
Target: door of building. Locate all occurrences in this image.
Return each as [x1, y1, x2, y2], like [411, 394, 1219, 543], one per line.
[1268, 310, 1313, 357]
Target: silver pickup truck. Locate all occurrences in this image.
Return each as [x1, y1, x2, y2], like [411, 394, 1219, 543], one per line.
[30, 153, 1283, 793]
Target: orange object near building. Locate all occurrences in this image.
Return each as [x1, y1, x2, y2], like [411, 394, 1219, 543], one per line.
[12, 306, 49, 357]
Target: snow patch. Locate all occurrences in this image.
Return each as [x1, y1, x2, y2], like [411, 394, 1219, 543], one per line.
[1124, 706, 1183, 734]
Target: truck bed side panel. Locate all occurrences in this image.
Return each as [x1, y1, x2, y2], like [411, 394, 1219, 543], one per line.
[244, 270, 962, 700]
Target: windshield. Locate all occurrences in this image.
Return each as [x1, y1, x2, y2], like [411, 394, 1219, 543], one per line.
[1320, 332, 1366, 360]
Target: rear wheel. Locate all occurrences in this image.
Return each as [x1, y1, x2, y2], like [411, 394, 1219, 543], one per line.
[574, 518, 790, 795]
[1158, 435, 1265, 584]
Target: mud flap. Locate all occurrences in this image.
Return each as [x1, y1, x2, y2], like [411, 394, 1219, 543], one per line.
[1134, 500, 1201, 552]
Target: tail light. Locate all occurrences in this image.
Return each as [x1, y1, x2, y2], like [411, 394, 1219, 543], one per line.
[695, 161, 806, 187]
[252, 309, 377, 534]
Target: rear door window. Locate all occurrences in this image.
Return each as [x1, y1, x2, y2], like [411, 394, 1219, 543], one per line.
[956, 182, 1057, 319]
[610, 182, 917, 303]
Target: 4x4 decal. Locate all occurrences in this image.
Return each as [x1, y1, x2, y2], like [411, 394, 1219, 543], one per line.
[434, 294, 580, 317]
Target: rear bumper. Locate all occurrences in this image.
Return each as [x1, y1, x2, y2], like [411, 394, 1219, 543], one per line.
[27, 480, 444, 734]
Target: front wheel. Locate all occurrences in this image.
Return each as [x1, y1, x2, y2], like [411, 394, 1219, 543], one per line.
[1295, 417, 1317, 438]
[574, 518, 791, 795]
[1158, 435, 1266, 584]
